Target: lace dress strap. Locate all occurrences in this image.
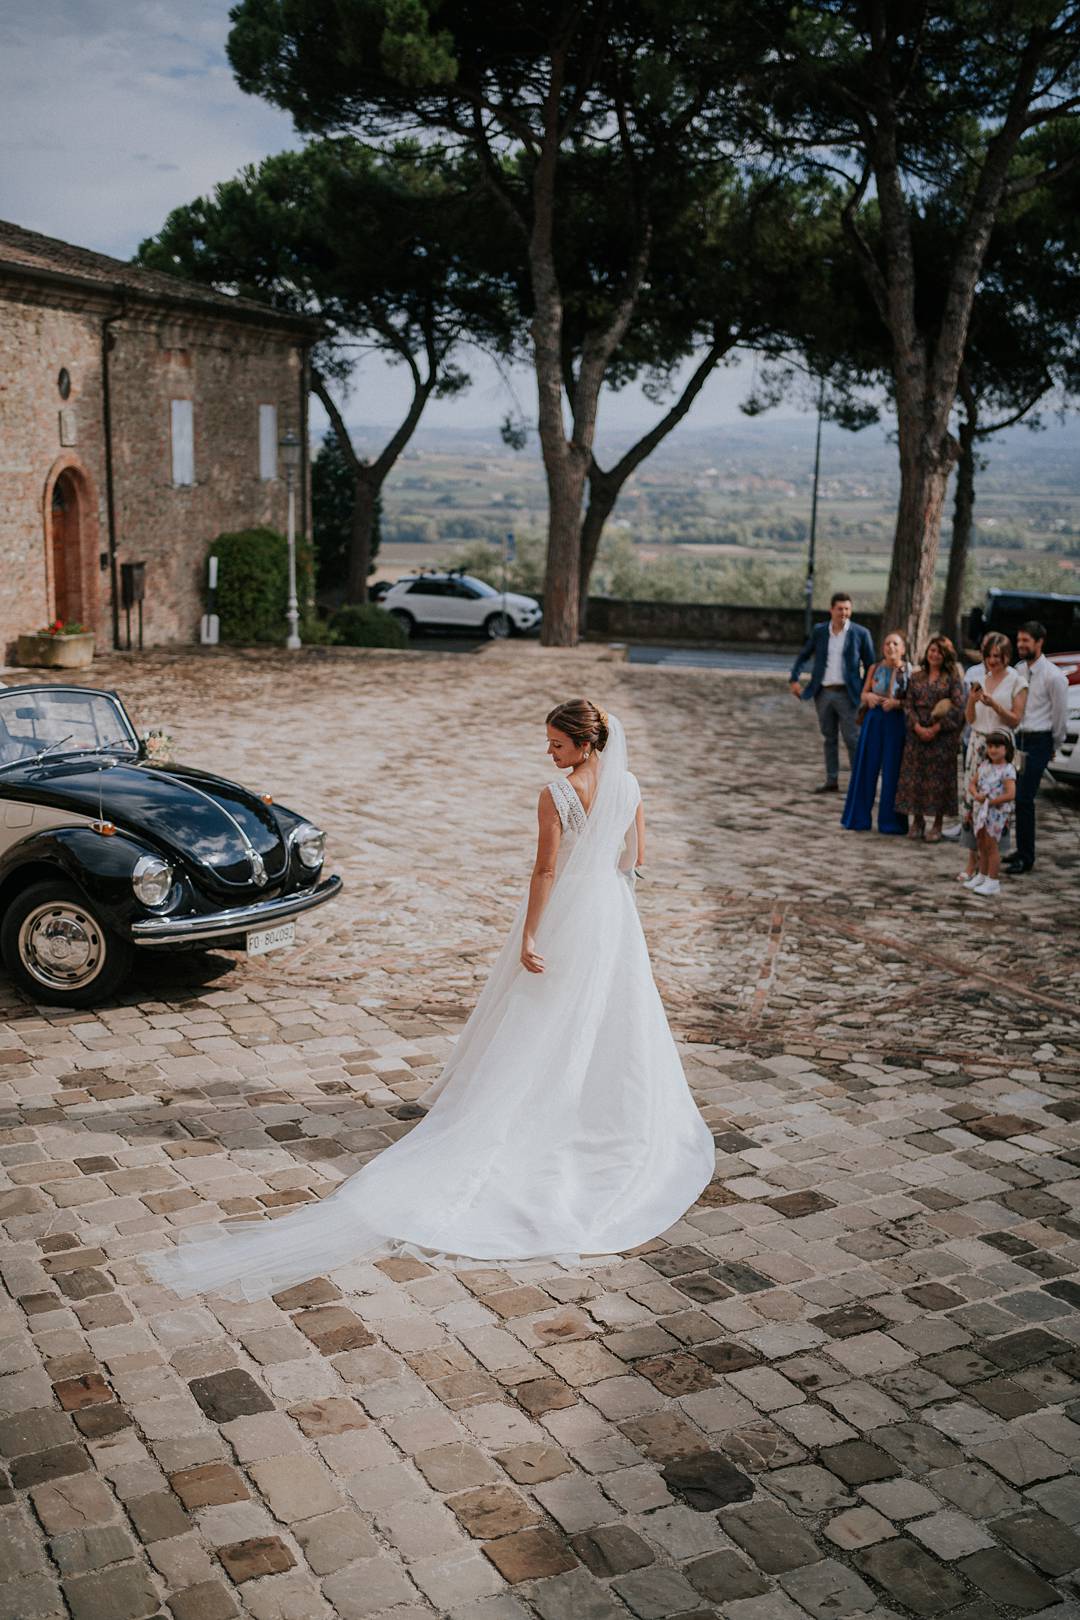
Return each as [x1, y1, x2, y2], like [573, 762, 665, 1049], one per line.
[547, 777, 588, 836]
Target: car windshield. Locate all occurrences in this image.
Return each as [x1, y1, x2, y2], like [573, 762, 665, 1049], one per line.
[461, 576, 497, 597]
[0, 689, 138, 771]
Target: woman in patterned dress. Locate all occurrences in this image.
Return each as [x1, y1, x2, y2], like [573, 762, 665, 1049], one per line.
[894, 636, 965, 842]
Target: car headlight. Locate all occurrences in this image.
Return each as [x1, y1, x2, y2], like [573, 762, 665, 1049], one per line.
[293, 824, 326, 870]
[132, 854, 174, 907]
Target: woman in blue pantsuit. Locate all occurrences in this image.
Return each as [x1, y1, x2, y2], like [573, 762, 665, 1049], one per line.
[842, 631, 910, 835]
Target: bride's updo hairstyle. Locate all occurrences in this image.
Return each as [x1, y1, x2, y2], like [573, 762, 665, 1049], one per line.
[546, 699, 609, 753]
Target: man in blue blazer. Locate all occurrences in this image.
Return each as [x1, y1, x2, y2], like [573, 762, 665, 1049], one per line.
[789, 593, 877, 792]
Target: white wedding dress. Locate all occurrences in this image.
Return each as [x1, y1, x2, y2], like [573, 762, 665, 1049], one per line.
[146, 715, 715, 1300]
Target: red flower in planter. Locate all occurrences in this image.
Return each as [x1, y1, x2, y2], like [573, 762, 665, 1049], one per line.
[37, 619, 87, 637]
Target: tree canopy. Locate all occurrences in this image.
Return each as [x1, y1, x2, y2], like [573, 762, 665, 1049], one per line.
[539, 160, 858, 624]
[139, 136, 515, 597]
[755, 0, 1080, 647]
[225, 0, 788, 642]
[747, 114, 1080, 645]
[142, 2, 1080, 642]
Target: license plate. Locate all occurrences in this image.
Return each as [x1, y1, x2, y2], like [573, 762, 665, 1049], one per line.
[246, 921, 295, 956]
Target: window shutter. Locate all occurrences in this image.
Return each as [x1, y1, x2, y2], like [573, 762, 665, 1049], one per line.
[170, 399, 194, 486]
[259, 404, 278, 481]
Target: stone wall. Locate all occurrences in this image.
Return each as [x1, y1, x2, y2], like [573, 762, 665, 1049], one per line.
[0, 289, 307, 661]
[107, 314, 306, 650]
[0, 301, 107, 650]
[583, 596, 886, 650]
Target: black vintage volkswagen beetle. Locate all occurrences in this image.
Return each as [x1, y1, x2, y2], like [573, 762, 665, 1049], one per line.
[0, 684, 341, 1006]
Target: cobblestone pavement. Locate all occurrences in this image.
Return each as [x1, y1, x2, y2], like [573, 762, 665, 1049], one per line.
[2, 642, 1080, 1620]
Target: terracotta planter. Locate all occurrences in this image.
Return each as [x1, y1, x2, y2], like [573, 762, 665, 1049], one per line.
[16, 632, 96, 670]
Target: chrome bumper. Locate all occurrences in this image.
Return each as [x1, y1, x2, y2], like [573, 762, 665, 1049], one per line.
[131, 874, 343, 947]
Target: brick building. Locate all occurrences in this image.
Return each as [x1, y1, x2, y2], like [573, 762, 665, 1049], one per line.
[0, 220, 315, 660]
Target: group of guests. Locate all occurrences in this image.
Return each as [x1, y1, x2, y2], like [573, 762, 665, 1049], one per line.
[789, 595, 1069, 896]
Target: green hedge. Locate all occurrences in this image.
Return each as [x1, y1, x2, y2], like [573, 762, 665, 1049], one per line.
[330, 603, 408, 648]
[209, 528, 315, 645]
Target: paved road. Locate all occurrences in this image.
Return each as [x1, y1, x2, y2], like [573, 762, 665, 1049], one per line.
[391, 640, 797, 673]
[403, 634, 488, 655]
[1, 642, 1079, 1620]
[628, 644, 795, 673]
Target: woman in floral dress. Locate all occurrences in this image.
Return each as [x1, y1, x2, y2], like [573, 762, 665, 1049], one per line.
[894, 636, 965, 842]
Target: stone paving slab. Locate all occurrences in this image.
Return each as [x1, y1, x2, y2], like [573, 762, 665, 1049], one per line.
[1, 643, 1079, 1619]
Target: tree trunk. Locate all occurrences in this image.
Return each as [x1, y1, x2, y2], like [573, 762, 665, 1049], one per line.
[852, 15, 1054, 670]
[533, 280, 587, 644]
[347, 474, 379, 603]
[312, 365, 431, 611]
[882, 423, 955, 654]
[942, 406, 977, 653]
[525, 39, 654, 646]
[576, 341, 731, 634]
[578, 473, 619, 633]
[534, 281, 593, 643]
[541, 442, 589, 645]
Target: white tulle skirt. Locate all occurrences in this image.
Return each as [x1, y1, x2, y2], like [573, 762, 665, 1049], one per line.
[145, 861, 715, 1301]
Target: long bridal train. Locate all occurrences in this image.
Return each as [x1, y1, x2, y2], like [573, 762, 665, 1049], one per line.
[145, 714, 715, 1301]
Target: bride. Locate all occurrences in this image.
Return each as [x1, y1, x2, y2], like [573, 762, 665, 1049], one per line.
[146, 700, 715, 1300]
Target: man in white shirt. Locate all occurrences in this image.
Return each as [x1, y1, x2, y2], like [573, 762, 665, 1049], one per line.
[1007, 620, 1069, 875]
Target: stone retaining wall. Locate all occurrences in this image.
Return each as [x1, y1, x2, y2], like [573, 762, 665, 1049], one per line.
[582, 597, 886, 650]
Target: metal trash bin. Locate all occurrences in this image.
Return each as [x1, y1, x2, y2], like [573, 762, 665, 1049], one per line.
[120, 562, 146, 650]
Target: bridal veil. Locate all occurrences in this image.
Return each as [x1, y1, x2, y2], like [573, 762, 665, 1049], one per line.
[145, 713, 715, 1300]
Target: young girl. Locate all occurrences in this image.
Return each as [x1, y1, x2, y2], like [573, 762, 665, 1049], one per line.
[964, 730, 1017, 898]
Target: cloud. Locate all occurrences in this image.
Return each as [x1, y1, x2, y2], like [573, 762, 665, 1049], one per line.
[0, 0, 760, 431]
[0, 0, 298, 259]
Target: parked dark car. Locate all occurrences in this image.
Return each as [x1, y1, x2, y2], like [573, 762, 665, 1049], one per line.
[966, 588, 1080, 656]
[0, 685, 341, 1007]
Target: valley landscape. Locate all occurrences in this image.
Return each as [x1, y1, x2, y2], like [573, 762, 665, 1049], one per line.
[355, 415, 1080, 615]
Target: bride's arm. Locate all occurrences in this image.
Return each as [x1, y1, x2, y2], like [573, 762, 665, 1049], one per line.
[522, 791, 562, 974]
[634, 801, 646, 871]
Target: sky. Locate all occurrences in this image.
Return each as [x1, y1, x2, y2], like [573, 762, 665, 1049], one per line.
[0, 0, 766, 442]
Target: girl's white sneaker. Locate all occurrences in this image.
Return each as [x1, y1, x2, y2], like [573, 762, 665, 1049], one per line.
[963, 872, 984, 889]
[973, 877, 1000, 897]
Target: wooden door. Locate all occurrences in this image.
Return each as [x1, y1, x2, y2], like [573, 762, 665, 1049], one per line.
[50, 472, 81, 623]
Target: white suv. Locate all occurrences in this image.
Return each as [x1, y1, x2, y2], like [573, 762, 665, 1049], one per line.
[1048, 653, 1080, 788]
[382, 572, 542, 640]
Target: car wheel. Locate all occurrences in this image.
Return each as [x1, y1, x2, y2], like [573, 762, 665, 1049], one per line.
[484, 612, 512, 640]
[389, 609, 415, 637]
[1, 880, 133, 1007]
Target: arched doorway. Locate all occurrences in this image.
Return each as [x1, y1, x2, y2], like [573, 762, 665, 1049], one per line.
[43, 458, 100, 633]
[51, 471, 82, 623]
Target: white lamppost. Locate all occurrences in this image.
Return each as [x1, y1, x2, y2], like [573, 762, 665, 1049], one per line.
[280, 429, 302, 650]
